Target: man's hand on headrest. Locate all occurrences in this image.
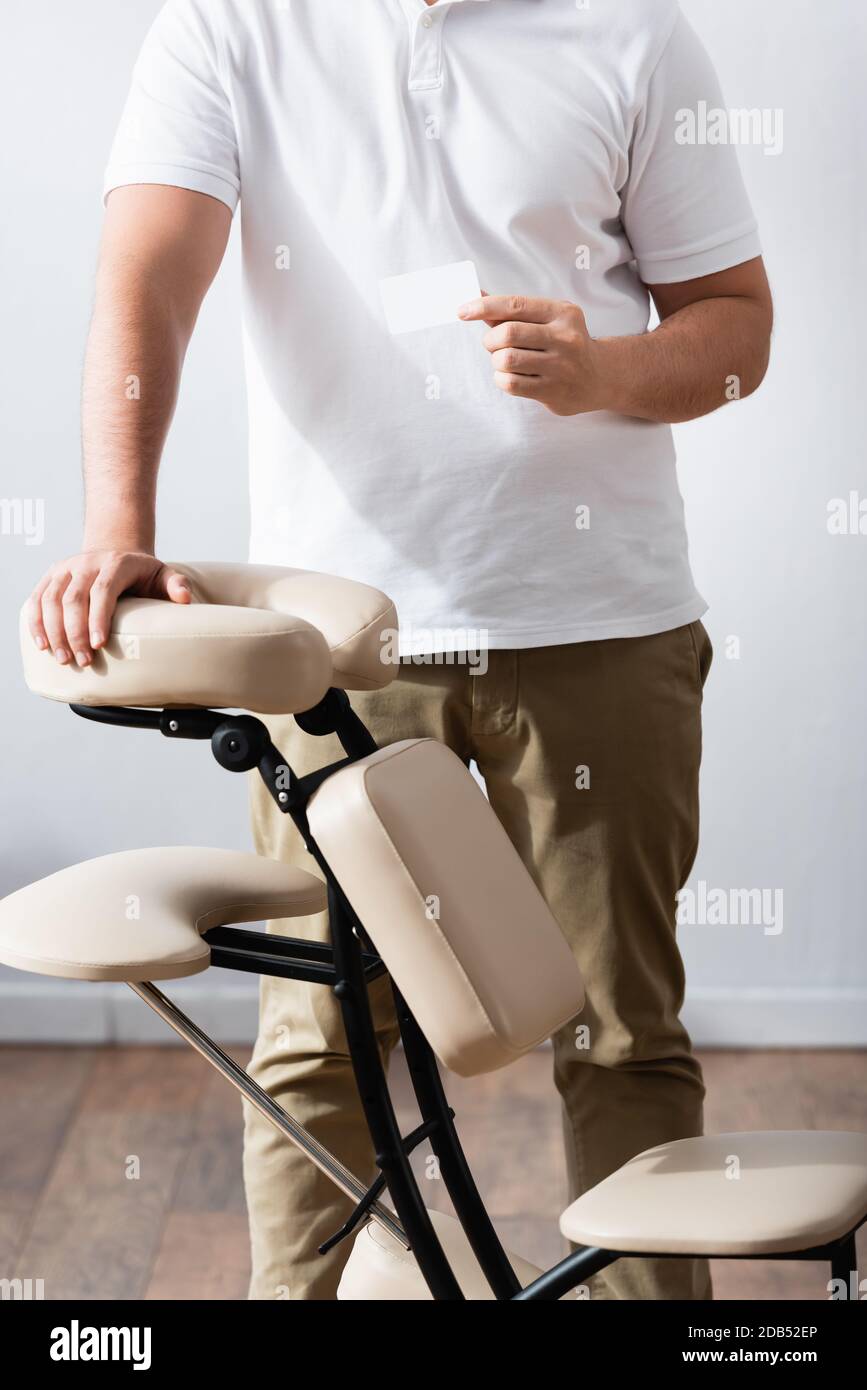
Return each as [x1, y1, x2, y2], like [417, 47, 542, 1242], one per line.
[26, 551, 192, 669]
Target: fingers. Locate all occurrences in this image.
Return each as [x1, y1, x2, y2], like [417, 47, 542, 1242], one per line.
[87, 564, 130, 653]
[27, 552, 189, 667]
[25, 577, 51, 652]
[28, 563, 102, 663]
[490, 347, 544, 377]
[493, 371, 543, 400]
[62, 579, 97, 667]
[92, 554, 189, 639]
[459, 294, 559, 324]
[39, 573, 73, 663]
[158, 568, 193, 604]
[477, 289, 502, 329]
[482, 319, 550, 352]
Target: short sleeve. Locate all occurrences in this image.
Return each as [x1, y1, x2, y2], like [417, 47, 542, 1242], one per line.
[103, 0, 240, 212]
[621, 13, 761, 285]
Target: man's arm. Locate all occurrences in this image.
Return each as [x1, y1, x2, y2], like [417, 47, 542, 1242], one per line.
[27, 184, 232, 666]
[457, 257, 773, 424]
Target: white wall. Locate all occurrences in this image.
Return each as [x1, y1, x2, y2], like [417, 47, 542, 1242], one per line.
[676, 0, 867, 1043]
[0, 0, 864, 1044]
[0, 0, 252, 1039]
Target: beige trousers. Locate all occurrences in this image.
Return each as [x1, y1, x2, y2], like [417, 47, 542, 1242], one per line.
[243, 622, 714, 1300]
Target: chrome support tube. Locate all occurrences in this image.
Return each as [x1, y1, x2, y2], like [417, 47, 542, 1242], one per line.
[128, 981, 409, 1248]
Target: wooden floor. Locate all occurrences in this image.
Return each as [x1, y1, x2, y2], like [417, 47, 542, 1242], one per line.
[1, 1045, 864, 1301]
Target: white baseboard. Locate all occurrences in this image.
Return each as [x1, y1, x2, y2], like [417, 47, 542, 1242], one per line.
[0, 982, 865, 1047]
[0, 982, 261, 1045]
[681, 988, 867, 1048]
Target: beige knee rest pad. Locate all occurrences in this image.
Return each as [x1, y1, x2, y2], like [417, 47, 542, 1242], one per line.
[0, 846, 327, 982]
[308, 738, 585, 1076]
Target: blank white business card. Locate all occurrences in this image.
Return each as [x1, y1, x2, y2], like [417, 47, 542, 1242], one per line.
[378, 260, 481, 335]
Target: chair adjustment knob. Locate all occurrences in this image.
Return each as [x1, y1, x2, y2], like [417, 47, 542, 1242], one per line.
[211, 716, 269, 773]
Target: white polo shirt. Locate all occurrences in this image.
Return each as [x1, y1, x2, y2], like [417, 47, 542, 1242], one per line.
[105, 0, 761, 653]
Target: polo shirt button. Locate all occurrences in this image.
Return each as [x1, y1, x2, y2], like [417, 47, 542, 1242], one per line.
[421, 13, 433, 27]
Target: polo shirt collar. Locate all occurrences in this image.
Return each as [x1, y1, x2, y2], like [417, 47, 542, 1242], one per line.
[395, 1, 493, 29]
[399, 0, 492, 13]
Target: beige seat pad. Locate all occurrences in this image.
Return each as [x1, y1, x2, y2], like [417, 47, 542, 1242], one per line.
[559, 1131, 867, 1256]
[0, 847, 326, 982]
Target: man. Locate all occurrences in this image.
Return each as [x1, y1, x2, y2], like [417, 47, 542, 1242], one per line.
[28, 0, 772, 1300]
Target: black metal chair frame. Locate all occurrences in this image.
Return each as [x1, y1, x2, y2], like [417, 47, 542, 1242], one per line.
[69, 689, 864, 1302]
